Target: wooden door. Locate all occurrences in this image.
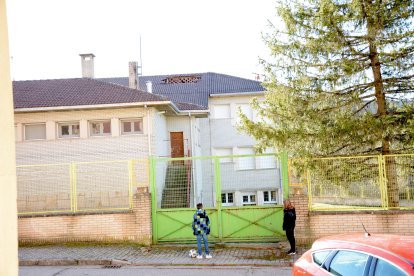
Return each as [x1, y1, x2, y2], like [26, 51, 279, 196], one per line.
[170, 132, 184, 158]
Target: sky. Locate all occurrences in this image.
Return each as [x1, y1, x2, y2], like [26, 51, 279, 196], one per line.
[6, 0, 277, 81]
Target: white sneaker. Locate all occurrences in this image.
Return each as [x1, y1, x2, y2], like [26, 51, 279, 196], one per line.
[196, 255, 203, 259]
[205, 254, 212, 259]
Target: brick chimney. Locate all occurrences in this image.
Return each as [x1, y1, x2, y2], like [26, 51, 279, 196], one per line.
[79, 53, 95, 78]
[129, 61, 138, 89]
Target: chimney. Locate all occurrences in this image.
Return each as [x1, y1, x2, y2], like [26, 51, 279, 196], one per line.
[128, 61, 138, 89]
[79, 53, 95, 78]
[146, 81, 152, 93]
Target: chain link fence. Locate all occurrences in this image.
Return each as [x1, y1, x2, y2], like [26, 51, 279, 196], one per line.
[290, 154, 414, 211]
[17, 159, 148, 215]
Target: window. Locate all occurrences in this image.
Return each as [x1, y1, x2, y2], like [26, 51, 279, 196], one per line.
[213, 148, 233, 163]
[221, 193, 234, 207]
[374, 258, 406, 276]
[263, 190, 278, 204]
[329, 250, 369, 276]
[89, 121, 111, 136]
[242, 193, 256, 206]
[213, 104, 231, 119]
[256, 148, 277, 169]
[312, 250, 333, 266]
[24, 123, 46, 141]
[237, 147, 255, 170]
[58, 122, 80, 138]
[121, 119, 143, 135]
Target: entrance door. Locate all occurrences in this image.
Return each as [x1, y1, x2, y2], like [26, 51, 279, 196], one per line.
[170, 132, 184, 158]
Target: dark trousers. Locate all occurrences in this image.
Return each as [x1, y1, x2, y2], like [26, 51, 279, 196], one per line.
[286, 228, 295, 252]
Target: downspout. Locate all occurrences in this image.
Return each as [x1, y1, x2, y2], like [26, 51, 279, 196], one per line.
[145, 105, 152, 155]
[188, 112, 195, 207]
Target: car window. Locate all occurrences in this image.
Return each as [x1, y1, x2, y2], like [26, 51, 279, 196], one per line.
[374, 258, 406, 276]
[329, 250, 369, 276]
[313, 250, 332, 266]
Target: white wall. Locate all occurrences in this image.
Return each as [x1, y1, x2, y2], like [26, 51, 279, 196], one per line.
[14, 107, 152, 165]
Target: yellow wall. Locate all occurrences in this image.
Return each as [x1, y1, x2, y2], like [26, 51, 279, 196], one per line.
[0, 0, 18, 275]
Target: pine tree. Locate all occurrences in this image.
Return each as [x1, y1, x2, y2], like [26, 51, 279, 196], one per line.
[240, 0, 414, 207]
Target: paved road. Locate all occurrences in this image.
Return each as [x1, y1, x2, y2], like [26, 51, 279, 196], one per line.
[19, 265, 292, 276]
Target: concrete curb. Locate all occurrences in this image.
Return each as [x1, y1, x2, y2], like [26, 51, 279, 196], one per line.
[19, 259, 292, 267]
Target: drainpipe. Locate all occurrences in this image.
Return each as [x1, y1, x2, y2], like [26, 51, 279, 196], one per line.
[189, 112, 197, 207]
[145, 105, 152, 155]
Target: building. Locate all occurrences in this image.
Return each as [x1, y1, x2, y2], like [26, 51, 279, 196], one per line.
[13, 54, 281, 212]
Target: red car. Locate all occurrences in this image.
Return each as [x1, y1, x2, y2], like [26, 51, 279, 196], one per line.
[293, 234, 414, 276]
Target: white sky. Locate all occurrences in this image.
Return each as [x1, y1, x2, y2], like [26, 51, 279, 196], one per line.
[6, 0, 276, 81]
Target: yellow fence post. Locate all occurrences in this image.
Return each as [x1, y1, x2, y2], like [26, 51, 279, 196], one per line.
[70, 163, 78, 213]
[378, 155, 388, 209]
[307, 168, 312, 211]
[128, 160, 134, 209]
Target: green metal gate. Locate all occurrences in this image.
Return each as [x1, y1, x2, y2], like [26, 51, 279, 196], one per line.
[150, 153, 288, 244]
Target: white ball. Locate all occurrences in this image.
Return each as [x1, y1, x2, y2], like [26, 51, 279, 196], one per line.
[189, 249, 197, 258]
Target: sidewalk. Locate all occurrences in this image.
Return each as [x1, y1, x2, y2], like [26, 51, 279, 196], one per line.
[19, 242, 304, 267]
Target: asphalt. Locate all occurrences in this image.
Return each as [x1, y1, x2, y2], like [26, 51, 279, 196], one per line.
[19, 241, 305, 267]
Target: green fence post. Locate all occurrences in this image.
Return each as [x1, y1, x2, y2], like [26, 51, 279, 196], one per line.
[280, 151, 289, 200]
[213, 157, 223, 241]
[149, 156, 158, 244]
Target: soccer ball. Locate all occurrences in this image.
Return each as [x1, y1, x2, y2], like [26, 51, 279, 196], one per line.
[189, 249, 197, 258]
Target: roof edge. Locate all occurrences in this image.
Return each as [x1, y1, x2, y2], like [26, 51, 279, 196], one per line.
[209, 91, 264, 97]
[14, 101, 172, 113]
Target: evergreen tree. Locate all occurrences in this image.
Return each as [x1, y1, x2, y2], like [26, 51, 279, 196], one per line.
[240, 0, 414, 207]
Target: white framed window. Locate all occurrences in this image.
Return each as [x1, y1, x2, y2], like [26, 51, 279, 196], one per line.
[24, 123, 46, 141]
[221, 192, 234, 207]
[89, 120, 111, 136]
[237, 147, 255, 170]
[121, 118, 143, 135]
[58, 122, 80, 138]
[263, 190, 278, 204]
[212, 104, 231, 119]
[213, 148, 233, 163]
[241, 192, 256, 206]
[256, 148, 277, 169]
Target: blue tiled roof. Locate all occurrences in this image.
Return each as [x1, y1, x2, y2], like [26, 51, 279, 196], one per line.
[99, 72, 265, 108]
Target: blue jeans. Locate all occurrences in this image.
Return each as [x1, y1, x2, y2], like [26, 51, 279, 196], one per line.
[196, 233, 209, 255]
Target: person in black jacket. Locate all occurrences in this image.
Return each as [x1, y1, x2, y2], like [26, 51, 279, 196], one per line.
[282, 199, 296, 255]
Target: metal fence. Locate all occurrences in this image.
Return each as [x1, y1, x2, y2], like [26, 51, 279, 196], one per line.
[17, 159, 148, 215]
[289, 154, 414, 211]
[151, 153, 282, 209]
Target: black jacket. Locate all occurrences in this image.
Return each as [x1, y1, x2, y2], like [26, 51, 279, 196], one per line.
[282, 208, 296, 231]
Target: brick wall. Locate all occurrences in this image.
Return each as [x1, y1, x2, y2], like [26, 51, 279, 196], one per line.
[290, 190, 414, 245]
[18, 188, 152, 245]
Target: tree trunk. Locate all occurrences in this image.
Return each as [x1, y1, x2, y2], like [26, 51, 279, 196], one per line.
[364, 0, 400, 207]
